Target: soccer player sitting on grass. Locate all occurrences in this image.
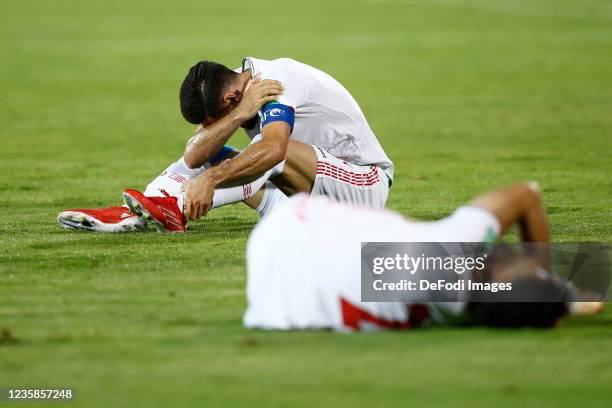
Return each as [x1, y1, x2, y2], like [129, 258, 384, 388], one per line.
[58, 57, 393, 232]
[244, 182, 603, 331]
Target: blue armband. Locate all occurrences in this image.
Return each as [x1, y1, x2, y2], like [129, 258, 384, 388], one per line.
[260, 102, 295, 132]
[209, 145, 237, 165]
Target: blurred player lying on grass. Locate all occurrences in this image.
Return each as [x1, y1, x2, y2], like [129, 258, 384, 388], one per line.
[244, 182, 602, 331]
[58, 57, 393, 232]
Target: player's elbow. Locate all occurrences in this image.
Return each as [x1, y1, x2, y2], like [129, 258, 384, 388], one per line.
[524, 181, 541, 196]
[183, 144, 216, 169]
[519, 181, 543, 209]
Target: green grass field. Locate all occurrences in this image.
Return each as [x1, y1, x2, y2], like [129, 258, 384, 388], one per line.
[1, 0, 611, 406]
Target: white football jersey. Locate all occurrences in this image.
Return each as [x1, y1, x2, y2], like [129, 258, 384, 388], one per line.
[241, 57, 394, 183]
[244, 194, 500, 331]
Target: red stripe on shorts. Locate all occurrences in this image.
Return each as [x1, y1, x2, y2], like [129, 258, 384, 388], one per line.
[316, 162, 380, 186]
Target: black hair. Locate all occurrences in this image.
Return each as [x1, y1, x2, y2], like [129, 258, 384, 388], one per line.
[467, 277, 569, 328]
[465, 243, 571, 328]
[179, 60, 237, 124]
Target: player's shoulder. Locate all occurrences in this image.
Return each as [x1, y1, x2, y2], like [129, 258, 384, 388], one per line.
[242, 57, 303, 79]
[244, 57, 312, 108]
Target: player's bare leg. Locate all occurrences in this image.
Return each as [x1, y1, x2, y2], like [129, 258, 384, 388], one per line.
[183, 140, 316, 214]
[215, 137, 387, 211]
[243, 190, 264, 209]
[269, 140, 317, 196]
[242, 141, 316, 214]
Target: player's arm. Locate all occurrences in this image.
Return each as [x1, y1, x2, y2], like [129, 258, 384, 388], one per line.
[183, 79, 283, 169]
[469, 182, 550, 266]
[185, 120, 291, 220]
[210, 122, 290, 183]
[183, 119, 241, 169]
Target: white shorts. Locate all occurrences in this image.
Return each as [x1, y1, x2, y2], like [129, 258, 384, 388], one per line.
[311, 146, 389, 208]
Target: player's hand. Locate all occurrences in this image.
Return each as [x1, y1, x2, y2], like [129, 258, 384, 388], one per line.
[184, 174, 215, 220]
[234, 78, 283, 121]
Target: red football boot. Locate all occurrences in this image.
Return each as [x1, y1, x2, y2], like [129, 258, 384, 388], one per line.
[122, 189, 187, 233]
[58, 205, 147, 232]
